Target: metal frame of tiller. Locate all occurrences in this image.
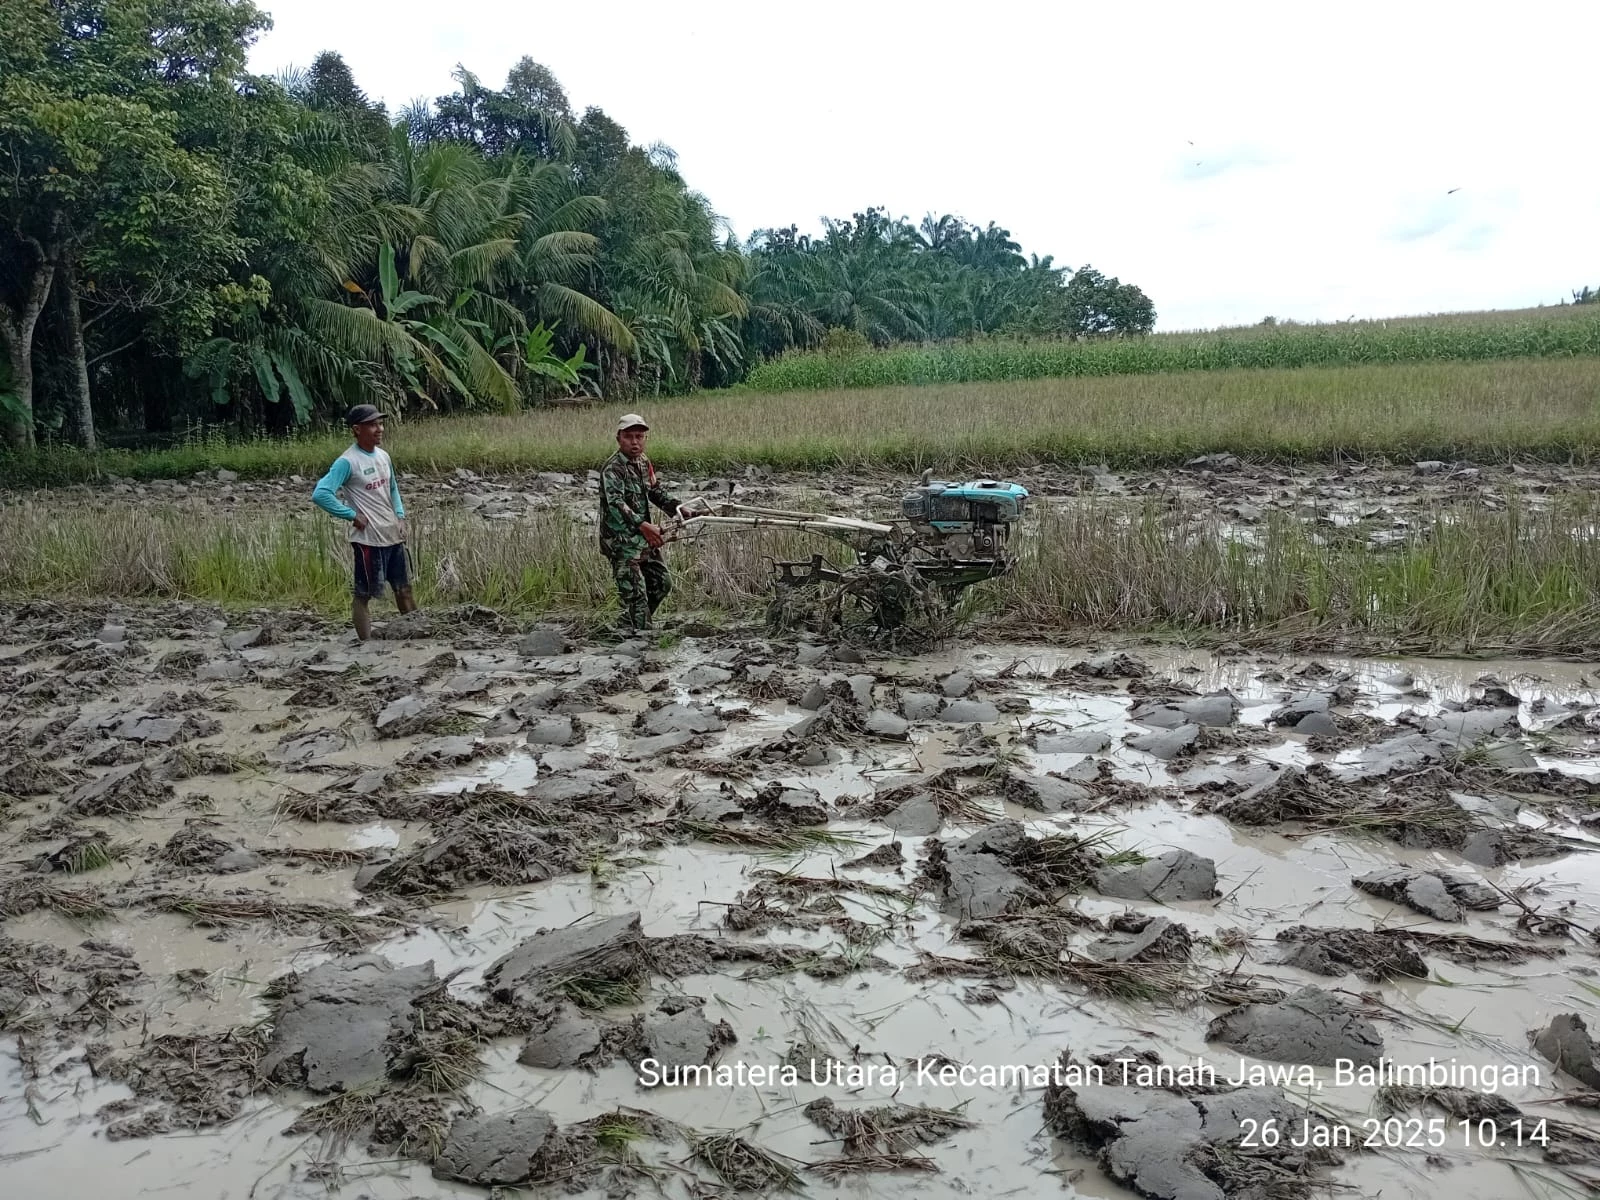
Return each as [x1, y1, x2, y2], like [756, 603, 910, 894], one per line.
[663, 497, 1012, 599]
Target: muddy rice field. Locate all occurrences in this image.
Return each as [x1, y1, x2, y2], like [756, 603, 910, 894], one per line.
[74, 453, 1600, 531]
[4, 460, 1600, 1200]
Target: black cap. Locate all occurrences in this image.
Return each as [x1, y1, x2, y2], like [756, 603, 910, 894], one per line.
[346, 404, 386, 426]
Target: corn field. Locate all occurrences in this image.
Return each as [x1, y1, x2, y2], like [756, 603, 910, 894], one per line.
[744, 309, 1600, 392]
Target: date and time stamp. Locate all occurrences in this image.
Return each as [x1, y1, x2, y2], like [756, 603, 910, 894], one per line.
[1241, 1114, 1551, 1150]
[641, 1051, 1561, 1158]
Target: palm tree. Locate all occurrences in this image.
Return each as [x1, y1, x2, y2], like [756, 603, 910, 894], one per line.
[499, 152, 634, 371]
[582, 148, 749, 393]
[787, 244, 930, 346]
[196, 119, 630, 421]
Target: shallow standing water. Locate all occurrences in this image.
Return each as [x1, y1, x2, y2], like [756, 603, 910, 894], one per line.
[3, 610, 1600, 1200]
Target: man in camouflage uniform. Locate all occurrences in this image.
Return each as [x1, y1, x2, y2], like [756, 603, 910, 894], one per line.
[599, 413, 684, 632]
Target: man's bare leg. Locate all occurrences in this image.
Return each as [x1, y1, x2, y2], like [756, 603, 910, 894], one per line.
[395, 586, 417, 615]
[353, 596, 373, 641]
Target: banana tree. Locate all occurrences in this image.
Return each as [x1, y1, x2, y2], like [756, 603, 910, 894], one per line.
[184, 335, 318, 424]
[371, 242, 474, 407]
[519, 320, 593, 393]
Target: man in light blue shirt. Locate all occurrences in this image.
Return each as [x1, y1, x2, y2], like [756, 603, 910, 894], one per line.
[312, 404, 416, 640]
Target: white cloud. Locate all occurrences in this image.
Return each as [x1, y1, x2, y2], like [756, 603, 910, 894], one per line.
[248, 0, 1600, 331]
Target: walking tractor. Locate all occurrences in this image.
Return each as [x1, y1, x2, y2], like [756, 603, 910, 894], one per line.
[664, 471, 1030, 641]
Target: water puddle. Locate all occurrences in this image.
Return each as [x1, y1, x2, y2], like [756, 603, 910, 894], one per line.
[4, 628, 1600, 1199]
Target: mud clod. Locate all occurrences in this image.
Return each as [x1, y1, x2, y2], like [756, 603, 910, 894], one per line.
[1206, 986, 1383, 1067]
[1534, 1013, 1600, 1089]
[270, 728, 348, 765]
[939, 671, 975, 698]
[360, 809, 610, 894]
[526, 715, 581, 745]
[626, 1001, 737, 1079]
[1352, 866, 1500, 921]
[433, 1106, 556, 1186]
[518, 628, 569, 657]
[864, 709, 910, 739]
[160, 745, 266, 779]
[747, 782, 828, 825]
[1030, 728, 1113, 754]
[622, 729, 700, 760]
[1000, 769, 1094, 814]
[485, 913, 649, 1009]
[939, 698, 999, 724]
[0, 753, 75, 796]
[401, 735, 491, 767]
[375, 695, 447, 738]
[1066, 652, 1150, 679]
[882, 793, 942, 835]
[159, 819, 262, 873]
[1042, 1047, 1344, 1200]
[1091, 916, 1193, 963]
[262, 956, 440, 1092]
[842, 841, 904, 869]
[92, 1028, 267, 1139]
[65, 762, 172, 815]
[639, 702, 725, 736]
[933, 825, 1046, 919]
[1126, 724, 1200, 760]
[1274, 925, 1428, 981]
[518, 1004, 609, 1069]
[1096, 850, 1219, 902]
[1133, 694, 1237, 730]
[675, 789, 745, 824]
[96, 708, 220, 744]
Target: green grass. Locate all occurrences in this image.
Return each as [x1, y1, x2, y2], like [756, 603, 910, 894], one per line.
[4, 354, 1600, 486]
[558, 973, 649, 1011]
[744, 306, 1600, 392]
[4, 490, 1600, 653]
[1004, 499, 1600, 650]
[58, 839, 132, 875]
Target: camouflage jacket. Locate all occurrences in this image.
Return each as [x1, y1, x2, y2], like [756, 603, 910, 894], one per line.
[598, 449, 681, 558]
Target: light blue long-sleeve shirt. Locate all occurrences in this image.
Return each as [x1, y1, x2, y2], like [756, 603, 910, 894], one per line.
[312, 444, 405, 545]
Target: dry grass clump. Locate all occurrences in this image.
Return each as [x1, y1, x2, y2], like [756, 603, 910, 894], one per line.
[0, 877, 112, 921]
[691, 1132, 806, 1193]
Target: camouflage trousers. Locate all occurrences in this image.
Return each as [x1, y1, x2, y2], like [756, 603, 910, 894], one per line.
[608, 550, 671, 631]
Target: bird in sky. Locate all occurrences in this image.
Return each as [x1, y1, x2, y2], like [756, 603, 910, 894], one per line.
[1446, 187, 1461, 194]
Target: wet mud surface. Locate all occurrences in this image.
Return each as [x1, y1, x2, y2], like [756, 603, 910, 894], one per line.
[23, 456, 1600, 543]
[3, 598, 1600, 1198]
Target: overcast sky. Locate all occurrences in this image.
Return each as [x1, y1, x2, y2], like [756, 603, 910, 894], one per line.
[248, 0, 1600, 331]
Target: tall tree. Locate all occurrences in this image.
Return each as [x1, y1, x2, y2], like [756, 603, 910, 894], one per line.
[288, 50, 392, 151]
[0, 0, 267, 448]
[1061, 265, 1157, 336]
[421, 59, 575, 160]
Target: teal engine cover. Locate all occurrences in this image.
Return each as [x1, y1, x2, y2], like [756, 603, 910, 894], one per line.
[902, 479, 1030, 530]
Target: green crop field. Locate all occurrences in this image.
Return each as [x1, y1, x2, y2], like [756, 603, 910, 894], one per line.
[743, 307, 1600, 392]
[5, 355, 1600, 488]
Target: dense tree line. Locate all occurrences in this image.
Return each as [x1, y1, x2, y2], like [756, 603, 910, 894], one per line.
[0, 0, 1156, 451]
